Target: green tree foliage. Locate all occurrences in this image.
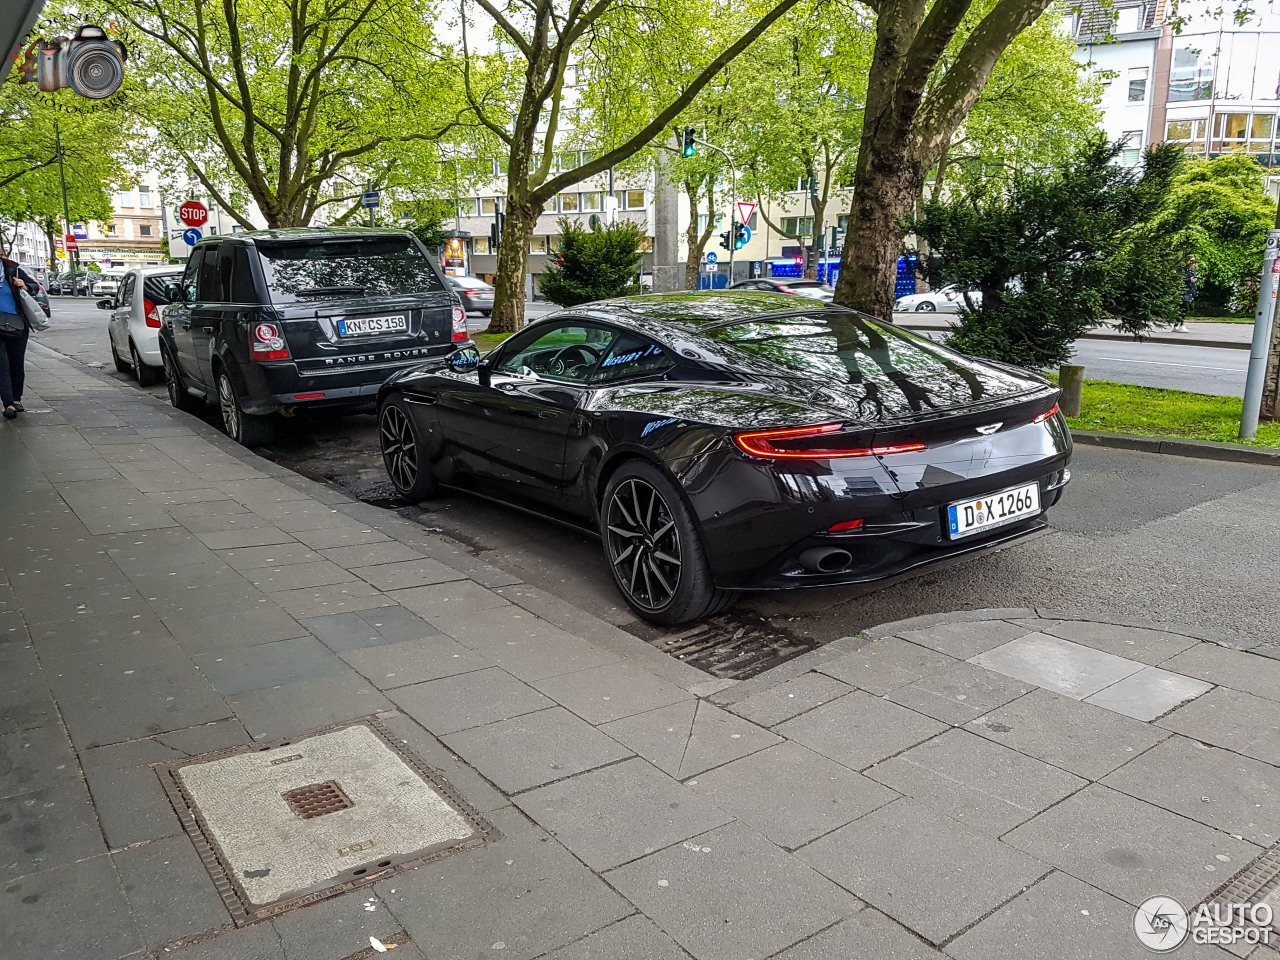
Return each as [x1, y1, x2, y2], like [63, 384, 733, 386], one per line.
[538, 217, 642, 306]
[1150, 152, 1278, 304]
[912, 140, 1184, 367]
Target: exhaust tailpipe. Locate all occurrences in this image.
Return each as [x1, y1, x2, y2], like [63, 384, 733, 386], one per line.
[798, 547, 853, 574]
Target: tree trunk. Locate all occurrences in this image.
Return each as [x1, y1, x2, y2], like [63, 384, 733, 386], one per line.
[835, 155, 924, 318]
[489, 197, 539, 333]
[805, 197, 827, 280]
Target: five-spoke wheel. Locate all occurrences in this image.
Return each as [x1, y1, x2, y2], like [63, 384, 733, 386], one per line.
[379, 395, 438, 501]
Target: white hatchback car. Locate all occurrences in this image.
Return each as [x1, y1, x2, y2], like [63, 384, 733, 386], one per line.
[102, 265, 185, 386]
[894, 284, 982, 313]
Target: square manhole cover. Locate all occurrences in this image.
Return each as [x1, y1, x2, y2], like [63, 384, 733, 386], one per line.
[156, 717, 497, 925]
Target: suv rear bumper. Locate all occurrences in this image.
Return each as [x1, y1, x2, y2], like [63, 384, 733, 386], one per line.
[240, 359, 438, 415]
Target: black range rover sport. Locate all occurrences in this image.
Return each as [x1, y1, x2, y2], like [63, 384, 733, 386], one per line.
[160, 228, 469, 446]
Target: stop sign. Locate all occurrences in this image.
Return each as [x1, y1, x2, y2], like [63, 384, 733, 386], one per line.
[179, 201, 208, 227]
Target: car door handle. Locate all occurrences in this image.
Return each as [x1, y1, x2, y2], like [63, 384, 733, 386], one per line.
[538, 409, 564, 420]
[201, 326, 215, 334]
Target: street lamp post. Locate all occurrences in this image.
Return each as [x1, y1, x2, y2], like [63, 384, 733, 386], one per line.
[692, 135, 739, 285]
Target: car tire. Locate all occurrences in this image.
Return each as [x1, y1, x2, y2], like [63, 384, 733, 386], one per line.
[916, 302, 936, 312]
[162, 346, 203, 413]
[110, 337, 130, 373]
[218, 370, 275, 447]
[378, 394, 439, 501]
[131, 342, 161, 387]
[599, 460, 733, 626]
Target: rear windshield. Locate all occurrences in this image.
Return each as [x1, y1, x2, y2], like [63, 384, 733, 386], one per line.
[255, 237, 445, 304]
[142, 274, 183, 305]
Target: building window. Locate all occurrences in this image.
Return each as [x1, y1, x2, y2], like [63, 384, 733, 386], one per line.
[781, 217, 814, 236]
[637, 236, 654, 253]
[106, 223, 117, 237]
[530, 236, 548, 254]
[1251, 114, 1274, 141]
[543, 197, 557, 213]
[580, 192, 601, 211]
[138, 187, 152, 208]
[1115, 5, 1142, 33]
[616, 190, 645, 209]
[480, 197, 499, 215]
[473, 237, 491, 255]
[115, 191, 132, 208]
[139, 224, 152, 237]
[1128, 67, 1148, 102]
[458, 198, 479, 217]
[559, 193, 579, 212]
[1120, 131, 1144, 165]
[1217, 113, 1248, 141]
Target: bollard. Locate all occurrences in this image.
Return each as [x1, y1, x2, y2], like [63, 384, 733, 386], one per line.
[1059, 364, 1085, 418]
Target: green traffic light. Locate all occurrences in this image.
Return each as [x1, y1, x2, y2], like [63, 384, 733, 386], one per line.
[682, 128, 697, 158]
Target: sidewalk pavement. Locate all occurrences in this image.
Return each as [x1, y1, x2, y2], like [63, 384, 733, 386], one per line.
[3, 346, 1279, 960]
[895, 314, 1255, 350]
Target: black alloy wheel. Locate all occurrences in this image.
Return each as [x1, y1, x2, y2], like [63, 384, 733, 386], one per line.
[600, 460, 733, 625]
[161, 347, 201, 412]
[218, 370, 275, 447]
[379, 396, 438, 501]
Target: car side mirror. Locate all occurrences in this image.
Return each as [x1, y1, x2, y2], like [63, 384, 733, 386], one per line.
[164, 282, 182, 302]
[96, 299, 113, 310]
[448, 346, 480, 373]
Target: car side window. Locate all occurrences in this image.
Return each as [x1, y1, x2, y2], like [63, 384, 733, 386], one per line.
[229, 246, 257, 304]
[119, 274, 136, 307]
[181, 248, 205, 303]
[196, 244, 223, 303]
[591, 333, 674, 385]
[496, 323, 617, 384]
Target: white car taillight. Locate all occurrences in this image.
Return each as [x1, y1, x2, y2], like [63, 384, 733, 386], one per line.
[250, 321, 291, 361]
[143, 297, 162, 328]
[451, 305, 468, 342]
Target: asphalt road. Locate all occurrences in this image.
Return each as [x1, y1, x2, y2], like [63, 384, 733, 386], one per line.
[34, 295, 1280, 656]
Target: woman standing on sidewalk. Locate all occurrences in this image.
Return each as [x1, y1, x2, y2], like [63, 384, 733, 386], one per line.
[0, 256, 36, 419]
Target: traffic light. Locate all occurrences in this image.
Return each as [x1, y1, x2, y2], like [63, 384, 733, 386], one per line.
[733, 222, 748, 250]
[807, 176, 819, 199]
[718, 231, 731, 251]
[682, 128, 697, 158]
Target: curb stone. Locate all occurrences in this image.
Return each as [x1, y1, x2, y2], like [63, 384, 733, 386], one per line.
[1071, 430, 1280, 466]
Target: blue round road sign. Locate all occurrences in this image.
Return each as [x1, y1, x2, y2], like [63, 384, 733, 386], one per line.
[182, 228, 202, 246]
[706, 251, 717, 264]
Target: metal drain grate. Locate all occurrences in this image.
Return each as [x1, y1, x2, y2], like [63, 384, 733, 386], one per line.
[649, 615, 825, 680]
[281, 781, 353, 819]
[1203, 843, 1280, 936]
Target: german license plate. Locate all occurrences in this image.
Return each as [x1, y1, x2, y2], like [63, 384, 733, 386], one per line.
[336, 314, 407, 337]
[947, 482, 1040, 539]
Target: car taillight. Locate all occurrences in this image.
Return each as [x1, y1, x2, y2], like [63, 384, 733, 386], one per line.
[250, 321, 291, 361]
[143, 298, 162, 328]
[1032, 404, 1060, 424]
[734, 423, 927, 459]
[451, 305, 468, 341]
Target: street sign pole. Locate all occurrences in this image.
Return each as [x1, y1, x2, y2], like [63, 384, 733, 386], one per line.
[55, 121, 79, 297]
[1240, 229, 1280, 439]
[692, 135, 738, 286]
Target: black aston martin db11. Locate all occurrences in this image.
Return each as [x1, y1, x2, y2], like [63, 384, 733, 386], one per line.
[377, 292, 1071, 624]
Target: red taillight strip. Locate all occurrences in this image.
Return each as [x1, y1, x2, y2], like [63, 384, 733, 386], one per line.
[1033, 404, 1060, 424]
[734, 423, 926, 459]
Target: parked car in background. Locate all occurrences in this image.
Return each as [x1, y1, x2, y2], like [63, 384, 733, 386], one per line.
[101, 265, 185, 387]
[89, 272, 125, 297]
[47, 271, 88, 295]
[894, 284, 982, 313]
[32, 280, 50, 317]
[447, 275, 494, 316]
[160, 228, 468, 446]
[376, 290, 1071, 625]
[729, 278, 835, 301]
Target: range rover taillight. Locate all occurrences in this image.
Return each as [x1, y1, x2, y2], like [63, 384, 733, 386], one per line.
[452, 305, 468, 342]
[250, 321, 291, 361]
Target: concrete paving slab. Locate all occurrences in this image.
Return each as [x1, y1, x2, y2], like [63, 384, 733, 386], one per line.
[388, 580, 511, 619]
[972, 633, 1146, 700]
[162, 603, 309, 654]
[724, 671, 856, 727]
[381, 806, 631, 960]
[0, 854, 144, 960]
[1162, 643, 1280, 703]
[0, 644, 56, 738]
[966, 689, 1171, 780]
[601, 700, 781, 779]
[777, 690, 948, 772]
[113, 834, 232, 949]
[866, 729, 1086, 837]
[514, 757, 731, 870]
[1084, 666, 1212, 721]
[246, 560, 360, 593]
[162, 921, 284, 960]
[389, 667, 553, 736]
[1044, 621, 1202, 666]
[532, 661, 691, 724]
[1003, 784, 1259, 907]
[772, 907, 946, 959]
[194, 636, 350, 695]
[897, 619, 1034, 660]
[271, 888, 417, 960]
[606, 820, 860, 960]
[291, 525, 392, 550]
[541, 915, 691, 960]
[225, 671, 394, 741]
[797, 798, 1048, 945]
[887, 661, 1037, 726]
[1102, 735, 1280, 846]
[80, 738, 196, 849]
[268, 580, 395, 619]
[0, 722, 81, 800]
[443, 706, 633, 793]
[339, 636, 489, 689]
[216, 542, 324, 570]
[301, 611, 387, 652]
[374, 712, 509, 815]
[1158, 687, 1280, 765]
[465, 619, 621, 683]
[817, 637, 960, 695]
[688, 741, 898, 849]
[354, 605, 442, 643]
[192, 527, 298, 550]
[349, 558, 467, 591]
[0, 780, 106, 881]
[319, 541, 427, 568]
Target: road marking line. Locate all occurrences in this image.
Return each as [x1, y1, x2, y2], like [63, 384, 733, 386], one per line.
[1095, 357, 1241, 372]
